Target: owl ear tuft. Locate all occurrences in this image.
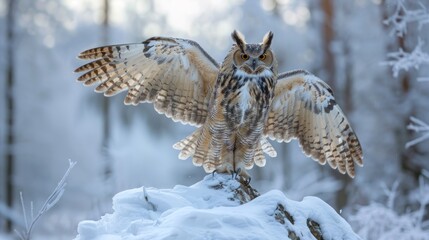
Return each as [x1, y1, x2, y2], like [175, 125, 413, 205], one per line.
[231, 30, 246, 52]
[261, 31, 274, 52]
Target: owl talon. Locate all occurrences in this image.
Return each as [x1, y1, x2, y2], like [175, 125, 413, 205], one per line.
[231, 168, 242, 180]
[245, 177, 252, 185]
[211, 170, 217, 178]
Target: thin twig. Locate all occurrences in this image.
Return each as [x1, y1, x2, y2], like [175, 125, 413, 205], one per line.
[406, 117, 429, 148]
[20, 192, 28, 232]
[15, 160, 76, 240]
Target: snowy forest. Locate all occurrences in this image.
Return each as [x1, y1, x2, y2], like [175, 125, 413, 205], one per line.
[1, 0, 429, 239]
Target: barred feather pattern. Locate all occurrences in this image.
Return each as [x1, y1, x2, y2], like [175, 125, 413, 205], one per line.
[75, 37, 219, 126]
[264, 70, 363, 177]
[75, 31, 363, 180]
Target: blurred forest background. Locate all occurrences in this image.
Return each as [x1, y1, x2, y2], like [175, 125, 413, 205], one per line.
[0, 0, 428, 239]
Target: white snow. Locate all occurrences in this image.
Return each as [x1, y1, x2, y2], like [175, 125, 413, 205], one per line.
[75, 174, 360, 240]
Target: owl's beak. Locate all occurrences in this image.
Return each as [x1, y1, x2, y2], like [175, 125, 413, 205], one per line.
[242, 59, 261, 74]
[251, 59, 257, 71]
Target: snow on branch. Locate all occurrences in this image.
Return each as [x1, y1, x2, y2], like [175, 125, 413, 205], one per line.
[384, 39, 429, 78]
[15, 160, 76, 240]
[349, 176, 429, 239]
[406, 116, 429, 148]
[384, 0, 429, 37]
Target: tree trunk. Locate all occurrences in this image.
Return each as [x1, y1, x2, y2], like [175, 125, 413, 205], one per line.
[321, 0, 335, 88]
[320, 0, 351, 209]
[101, 0, 113, 189]
[335, 40, 353, 210]
[395, 37, 418, 179]
[4, 0, 16, 233]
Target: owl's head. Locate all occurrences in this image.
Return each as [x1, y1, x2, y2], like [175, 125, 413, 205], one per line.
[230, 30, 277, 75]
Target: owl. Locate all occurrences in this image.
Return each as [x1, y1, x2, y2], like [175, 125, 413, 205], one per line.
[75, 30, 363, 181]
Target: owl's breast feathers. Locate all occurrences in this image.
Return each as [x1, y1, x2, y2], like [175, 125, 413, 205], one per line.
[217, 69, 276, 130]
[188, 68, 278, 173]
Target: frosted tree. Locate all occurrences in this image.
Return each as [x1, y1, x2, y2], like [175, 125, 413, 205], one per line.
[384, 0, 429, 148]
[349, 1, 429, 238]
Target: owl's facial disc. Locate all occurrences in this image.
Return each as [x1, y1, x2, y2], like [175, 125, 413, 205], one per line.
[233, 48, 274, 75]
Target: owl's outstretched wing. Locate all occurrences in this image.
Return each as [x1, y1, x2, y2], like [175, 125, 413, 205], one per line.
[264, 70, 363, 177]
[75, 37, 219, 126]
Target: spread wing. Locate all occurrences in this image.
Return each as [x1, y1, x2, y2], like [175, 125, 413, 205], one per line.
[75, 37, 220, 126]
[264, 70, 363, 177]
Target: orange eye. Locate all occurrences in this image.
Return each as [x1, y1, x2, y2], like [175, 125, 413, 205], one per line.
[241, 53, 249, 60]
[259, 54, 267, 60]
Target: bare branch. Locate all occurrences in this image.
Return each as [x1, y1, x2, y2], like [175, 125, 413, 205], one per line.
[406, 117, 429, 148]
[15, 160, 76, 240]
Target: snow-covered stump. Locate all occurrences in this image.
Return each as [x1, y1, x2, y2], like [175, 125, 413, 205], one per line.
[75, 174, 360, 240]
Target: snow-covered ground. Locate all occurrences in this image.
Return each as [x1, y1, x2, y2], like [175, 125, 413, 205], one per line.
[75, 174, 360, 240]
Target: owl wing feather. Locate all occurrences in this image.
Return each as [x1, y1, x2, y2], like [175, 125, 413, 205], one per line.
[264, 70, 363, 177]
[75, 37, 220, 126]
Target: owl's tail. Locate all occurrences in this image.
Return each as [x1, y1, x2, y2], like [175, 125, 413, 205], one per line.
[253, 138, 277, 167]
[173, 128, 278, 172]
[173, 127, 219, 173]
[172, 128, 202, 160]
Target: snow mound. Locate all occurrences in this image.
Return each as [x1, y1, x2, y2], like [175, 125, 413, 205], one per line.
[75, 174, 360, 240]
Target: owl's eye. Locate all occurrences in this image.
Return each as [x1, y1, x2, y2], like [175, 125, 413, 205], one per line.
[240, 53, 249, 60]
[259, 54, 267, 60]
